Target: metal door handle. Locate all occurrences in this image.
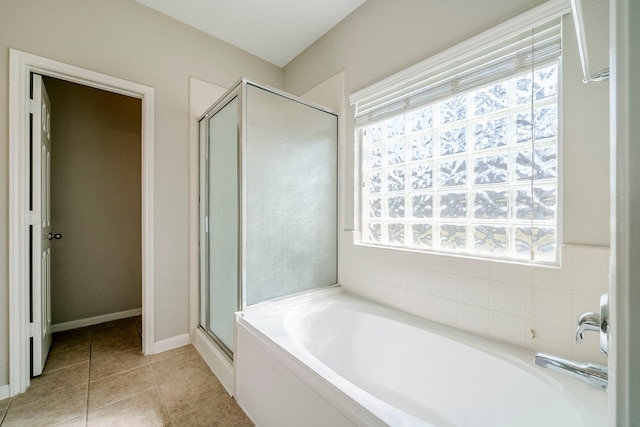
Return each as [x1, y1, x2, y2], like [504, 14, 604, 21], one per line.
[48, 233, 62, 240]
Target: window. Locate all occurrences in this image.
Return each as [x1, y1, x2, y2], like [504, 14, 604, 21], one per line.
[352, 8, 566, 263]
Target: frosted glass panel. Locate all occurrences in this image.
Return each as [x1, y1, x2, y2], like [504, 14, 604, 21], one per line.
[208, 97, 238, 351]
[245, 84, 337, 305]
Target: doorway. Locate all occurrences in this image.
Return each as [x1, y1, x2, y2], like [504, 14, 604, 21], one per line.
[8, 49, 155, 396]
[42, 75, 142, 338]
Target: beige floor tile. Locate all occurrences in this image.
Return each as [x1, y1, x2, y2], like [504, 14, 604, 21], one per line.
[44, 345, 91, 373]
[134, 316, 143, 336]
[91, 337, 141, 352]
[2, 385, 87, 427]
[0, 396, 12, 410]
[147, 344, 193, 364]
[11, 363, 90, 407]
[91, 317, 136, 334]
[90, 337, 141, 360]
[91, 323, 140, 344]
[90, 318, 137, 332]
[88, 365, 156, 411]
[0, 406, 8, 424]
[87, 388, 168, 427]
[171, 393, 253, 427]
[150, 341, 236, 418]
[90, 348, 149, 382]
[5, 317, 254, 426]
[54, 326, 91, 337]
[151, 348, 215, 386]
[50, 330, 92, 355]
[153, 354, 226, 418]
[157, 379, 220, 418]
[50, 414, 87, 426]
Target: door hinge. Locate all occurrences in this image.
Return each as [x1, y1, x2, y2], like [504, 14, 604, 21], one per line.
[28, 210, 38, 225]
[28, 322, 39, 338]
[28, 98, 38, 114]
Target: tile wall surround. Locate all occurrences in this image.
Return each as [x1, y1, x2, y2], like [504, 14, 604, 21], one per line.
[340, 233, 609, 365]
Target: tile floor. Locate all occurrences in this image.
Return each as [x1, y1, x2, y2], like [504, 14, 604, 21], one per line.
[0, 317, 253, 426]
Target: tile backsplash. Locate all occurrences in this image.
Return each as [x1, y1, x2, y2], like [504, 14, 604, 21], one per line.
[340, 233, 609, 365]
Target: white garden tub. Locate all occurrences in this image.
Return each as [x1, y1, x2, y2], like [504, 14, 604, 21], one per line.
[235, 287, 607, 427]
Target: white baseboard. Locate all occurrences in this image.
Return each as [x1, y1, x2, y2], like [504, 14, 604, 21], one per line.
[193, 328, 234, 396]
[51, 308, 142, 333]
[0, 384, 9, 400]
[154, 333, 190, 354]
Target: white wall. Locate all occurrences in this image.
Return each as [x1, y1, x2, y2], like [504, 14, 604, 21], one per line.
[0, 0, 282, 387]
[288, 0, 610, 362]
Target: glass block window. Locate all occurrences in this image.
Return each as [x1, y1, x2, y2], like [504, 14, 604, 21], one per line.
[358, 62, 559, 262]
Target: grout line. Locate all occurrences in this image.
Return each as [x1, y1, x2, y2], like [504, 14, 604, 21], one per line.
[84, 325, 93, 426]
[85, 318, 150, 418]
[0, 398, 14, 425]
[6, 318, 152, 427]
[148, 355, 174, 426]
[41, 357, 92, 376]
[89, 362, 151, 385]
[90, 344, 147, 365]
[86, 385, 157, 415]
[47, 410, 89, 427]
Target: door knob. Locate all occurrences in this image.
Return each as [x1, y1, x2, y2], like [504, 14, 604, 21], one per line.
[48, 233, 62, 240]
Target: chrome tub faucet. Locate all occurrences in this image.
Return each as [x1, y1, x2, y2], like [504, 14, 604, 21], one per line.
[534, 293, 609, 390]
[534, 353, 608, 389]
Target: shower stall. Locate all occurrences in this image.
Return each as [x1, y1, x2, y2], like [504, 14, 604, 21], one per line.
[199, 79, 338, 358]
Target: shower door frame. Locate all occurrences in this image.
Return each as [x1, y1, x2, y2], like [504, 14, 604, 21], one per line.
[199, 84, 244, 360]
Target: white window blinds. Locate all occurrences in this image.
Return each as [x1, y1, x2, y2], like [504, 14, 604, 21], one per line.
[351, 4, 567, 128]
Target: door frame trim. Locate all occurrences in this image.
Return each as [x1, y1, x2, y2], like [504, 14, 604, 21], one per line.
[8, 49, 155, 396]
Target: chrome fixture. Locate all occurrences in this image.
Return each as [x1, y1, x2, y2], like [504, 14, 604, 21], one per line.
[576, 293, 609, 356]
[576, 311, 600, 342]
[534, 293, 609, 389]
[599, 293, 609, 356]
[534, 353, 608, 389]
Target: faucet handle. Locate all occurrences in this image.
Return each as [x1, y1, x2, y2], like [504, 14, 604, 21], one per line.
[575, 293, 609, 357]
[575, 312, 600, 342]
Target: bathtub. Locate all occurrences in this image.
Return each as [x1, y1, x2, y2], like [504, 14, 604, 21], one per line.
[235, 287, 607, 427]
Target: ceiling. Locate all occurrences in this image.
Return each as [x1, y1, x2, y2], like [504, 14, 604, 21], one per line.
[135, 0, 367, 67]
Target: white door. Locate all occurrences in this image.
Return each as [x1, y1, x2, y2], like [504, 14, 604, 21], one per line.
[31, 74, 53, 376]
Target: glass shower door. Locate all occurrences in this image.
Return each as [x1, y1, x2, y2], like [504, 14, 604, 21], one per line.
[244, 84, 338, 305]
[202, 96, 239, 356]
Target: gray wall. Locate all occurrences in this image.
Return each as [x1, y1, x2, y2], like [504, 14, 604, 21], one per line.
[45, 77, 142, 325]
[0, 0, 282, 386]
